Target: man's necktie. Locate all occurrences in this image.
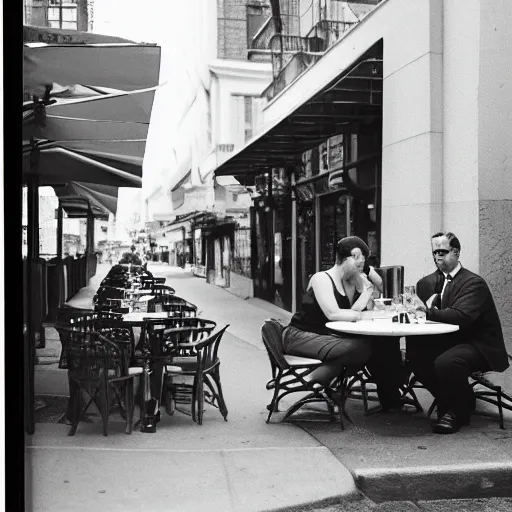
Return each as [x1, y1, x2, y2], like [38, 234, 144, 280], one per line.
[440, 274, 453, 309]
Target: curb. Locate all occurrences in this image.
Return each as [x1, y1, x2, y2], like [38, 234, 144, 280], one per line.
[354, 462, 512, 502]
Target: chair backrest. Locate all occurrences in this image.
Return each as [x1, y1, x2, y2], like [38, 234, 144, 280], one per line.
[148, 300, 197, 317]
[261, 319, 289, 370]
[374, 266, 404, 299]
[150, 286, 175, 297]
[143, 317, 215, 336]
[193, 325, 229, 371]
[94, 285, 126, 307]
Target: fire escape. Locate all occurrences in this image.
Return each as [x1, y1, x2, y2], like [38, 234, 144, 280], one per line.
[248, 1, 381, 100]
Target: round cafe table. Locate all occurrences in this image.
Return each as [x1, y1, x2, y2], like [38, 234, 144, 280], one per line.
[326, 320, 459, 337]
[326, 318, 459, 415]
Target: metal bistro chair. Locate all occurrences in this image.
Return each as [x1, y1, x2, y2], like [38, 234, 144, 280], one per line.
[93, 285, 126, 309]
[149, 296, 198, 317]
[261, 319, 349, 430]
[343, 365, 423, 416]
[151, 283, 176, 294]
[143, 318, 219, 421]
[139, 276, 167, 290]
[402, 371, 512, 429]
[55, 325, 142, 436]
[164, 325, 229, 424]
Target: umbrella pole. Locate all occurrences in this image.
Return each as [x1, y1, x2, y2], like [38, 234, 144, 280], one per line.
[25, 172, 40, 435]
[57, 204, 63, 258]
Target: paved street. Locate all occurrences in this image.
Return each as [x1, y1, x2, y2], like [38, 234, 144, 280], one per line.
[29, 264, 512, 511]
[302, 497, 512, 511]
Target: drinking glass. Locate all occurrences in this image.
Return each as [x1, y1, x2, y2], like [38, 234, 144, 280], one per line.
[392, 295, 403, 312]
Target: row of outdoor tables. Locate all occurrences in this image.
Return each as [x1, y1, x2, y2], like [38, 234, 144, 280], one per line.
[96, 265, 194, 433]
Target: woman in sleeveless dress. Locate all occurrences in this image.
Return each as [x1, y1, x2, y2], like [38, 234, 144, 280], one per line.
[283, 236, 404, 410]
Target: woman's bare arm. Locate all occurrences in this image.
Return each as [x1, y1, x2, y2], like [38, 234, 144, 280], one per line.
[351, 273, 374, 312]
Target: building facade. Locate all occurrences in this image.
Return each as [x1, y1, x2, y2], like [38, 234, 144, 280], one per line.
[214, 0, 512, 350]
[143, 0, 273, 297]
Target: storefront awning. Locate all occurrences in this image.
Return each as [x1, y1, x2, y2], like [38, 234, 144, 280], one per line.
[214, 45, 382, 177]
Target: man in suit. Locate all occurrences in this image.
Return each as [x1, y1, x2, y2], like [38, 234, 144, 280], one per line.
[407, 231, 509, 434]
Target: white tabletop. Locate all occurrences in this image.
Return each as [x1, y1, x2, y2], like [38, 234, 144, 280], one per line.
[326, 320, 459, 337]
[122, 312, 169, 323]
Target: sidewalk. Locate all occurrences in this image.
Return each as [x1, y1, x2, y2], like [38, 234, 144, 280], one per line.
[28, 265, 512, 511]
[28, 264, 361, 512]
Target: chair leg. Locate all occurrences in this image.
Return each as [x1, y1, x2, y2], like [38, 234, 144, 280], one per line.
[427, 399, 436, 418]
[98, 380, 110, 437]
[125, 379, 134, 435]
[211, 369, 228, 421]
[266, 383, 281, 424]
[67, 384, 82, 436]
[197, 376, 205, 425]
[191, 375, 198, 423]
[360, 379, 369, 415]
[497, 389, 505, 430]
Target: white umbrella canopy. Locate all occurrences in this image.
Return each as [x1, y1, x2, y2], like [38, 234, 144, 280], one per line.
[22, 87, 155, 140]
[24, 43, 161, 98]
[22, 144, 142, 187]
[53, 182, 119, 216]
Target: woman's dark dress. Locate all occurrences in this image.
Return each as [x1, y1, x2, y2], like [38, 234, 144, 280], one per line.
[282, 272, 404, 408]
[283, 273, 371, 367]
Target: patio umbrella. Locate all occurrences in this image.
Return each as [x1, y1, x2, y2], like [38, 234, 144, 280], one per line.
[22, 144, 143, 187]
[24, 42, 161, 98]
[53, 182, 119, 216]
[22, 38, 161, 435]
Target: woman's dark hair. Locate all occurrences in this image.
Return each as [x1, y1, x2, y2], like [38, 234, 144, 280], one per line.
[431, 231, 461, 252]
[335, 236, 370, 264]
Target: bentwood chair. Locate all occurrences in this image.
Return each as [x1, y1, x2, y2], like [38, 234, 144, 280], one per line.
[344, 364, 423, 416]
[148, 296, 198, 317]
[55, 326, 142, 436]
[404, 371, 512, 429]
[163, 325, 230, 424]
[93, 286, 126, 309]
[261, 319, 348, 430]
[139, 276, 166, 290]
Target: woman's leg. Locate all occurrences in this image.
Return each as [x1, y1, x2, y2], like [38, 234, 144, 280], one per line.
[283, 327, 371, 385]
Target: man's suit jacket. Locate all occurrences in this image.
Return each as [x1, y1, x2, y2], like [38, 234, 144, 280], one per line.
[416, 267, 509, 372]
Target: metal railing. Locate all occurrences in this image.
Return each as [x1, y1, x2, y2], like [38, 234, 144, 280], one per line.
[269, 33, 323, 77]
[305, 19, 357, 51]
[251, 15, 297, 50]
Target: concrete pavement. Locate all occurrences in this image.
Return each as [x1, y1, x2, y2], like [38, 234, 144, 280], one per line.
[28, 264, 512, 510]
[28, 264, 362, 512]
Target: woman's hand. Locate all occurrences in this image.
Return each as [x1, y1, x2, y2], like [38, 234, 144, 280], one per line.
[346, 310, 363, 322]
[359, 273, 375, 294]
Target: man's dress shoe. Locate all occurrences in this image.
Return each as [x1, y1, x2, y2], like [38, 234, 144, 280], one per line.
[432, 411, 461, 434]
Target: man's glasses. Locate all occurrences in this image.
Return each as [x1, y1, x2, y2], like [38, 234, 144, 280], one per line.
[432, 249, 451, 256]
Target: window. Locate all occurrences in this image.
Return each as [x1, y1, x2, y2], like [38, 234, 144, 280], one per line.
[244, 96, 253, 142]
[48, 0, 78, 30]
